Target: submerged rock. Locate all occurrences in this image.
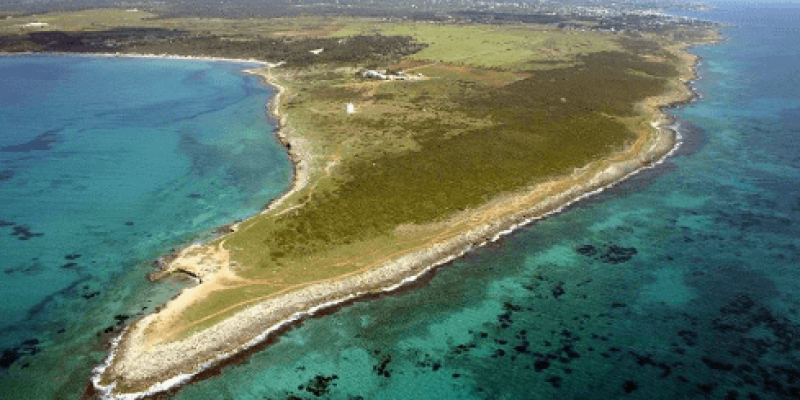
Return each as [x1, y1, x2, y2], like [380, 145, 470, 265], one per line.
[0, 130, 60, 153]
[374, 354, 392, 378]
[303, 374, 338, 397]
[10, 225, 44, 241]
[0, 348, 21, 369]
[0, 169, 14, 181]
[82, 291, 100, 300]
[623, 380, 638, 394]
[575, 244, 598, 256]
[552, 283, 566, 299]
[599, 245, 638, 264]
[0, 338, 41, 370]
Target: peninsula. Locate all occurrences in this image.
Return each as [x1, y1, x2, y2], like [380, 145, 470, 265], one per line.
[0, 7, 720, 397]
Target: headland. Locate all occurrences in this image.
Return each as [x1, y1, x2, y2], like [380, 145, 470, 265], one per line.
[0, 7, 720, 398]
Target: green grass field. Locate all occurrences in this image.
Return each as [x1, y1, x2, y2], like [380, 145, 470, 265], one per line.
[333, 22, 622, 69]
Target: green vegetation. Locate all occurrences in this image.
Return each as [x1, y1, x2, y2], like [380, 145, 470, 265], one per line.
[181, 23, 686, 335]
[224, 49, 678, 270]
[333, 22, 622, 69]
[176, 22, 686, 336]
[0, 10, 341, 38]
[0, 10, 699, 340]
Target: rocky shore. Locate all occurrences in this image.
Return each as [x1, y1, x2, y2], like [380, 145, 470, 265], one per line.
[89, 34, 716, 398]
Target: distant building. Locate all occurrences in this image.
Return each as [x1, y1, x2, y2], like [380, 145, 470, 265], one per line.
[362, 70, 388, 80]
[361, 69, 421, 81]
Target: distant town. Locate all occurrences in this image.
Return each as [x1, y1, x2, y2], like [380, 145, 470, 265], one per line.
[2, 0, 717, 35]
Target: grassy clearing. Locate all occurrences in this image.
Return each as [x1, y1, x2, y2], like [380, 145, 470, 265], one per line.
[409, 64, 531, 87]
[332, 22, 621, 69]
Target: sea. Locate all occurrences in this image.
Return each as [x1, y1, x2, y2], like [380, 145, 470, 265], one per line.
[3, 1, 800, 399]
[0, 55, 291, 398]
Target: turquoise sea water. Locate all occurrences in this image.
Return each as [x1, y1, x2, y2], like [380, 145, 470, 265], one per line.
[161, 3, 800, 400]
[4, 2, 800, 399]
[0, 56, 291, 398]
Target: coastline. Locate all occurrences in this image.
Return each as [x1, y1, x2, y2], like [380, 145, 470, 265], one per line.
[78, 31, 719, 398]
[0, 50, 284, 68]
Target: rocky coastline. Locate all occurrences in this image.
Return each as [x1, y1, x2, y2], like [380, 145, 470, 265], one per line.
[87, 32, 718, 398]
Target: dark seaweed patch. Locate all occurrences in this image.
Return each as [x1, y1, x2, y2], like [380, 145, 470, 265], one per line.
[545, 375, 562, 388]
[552, 282, 566, 299]
[575, 244, 597, 256]
[725, 390, 740, 400]
[0, 338, 41, 370]
[0, 169, 13, 181]
[678, 330, 698, 347]
[599, 245, 638, 264]
[0, 348, 21, 369]
[698, 383, 716, 395]
[534, 359, 551, 372]
[4, 260, 44, 276]
[300, 374, 338, 397]
[0, 131, 60, 152]
[82, 291, 100, 300]
[702, 357, 735, 372]
[10, 225, 44, 240]
[374, 354, 392, 378]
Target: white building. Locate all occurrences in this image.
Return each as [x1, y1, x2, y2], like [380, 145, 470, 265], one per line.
[362, 70, 388, 80]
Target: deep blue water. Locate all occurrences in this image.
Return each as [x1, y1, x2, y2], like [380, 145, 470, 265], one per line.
[160, 3, 800, 400]
[0, 56, 291, 398]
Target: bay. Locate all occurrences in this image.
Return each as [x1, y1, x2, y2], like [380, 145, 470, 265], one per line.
[0, 55, 291, 399]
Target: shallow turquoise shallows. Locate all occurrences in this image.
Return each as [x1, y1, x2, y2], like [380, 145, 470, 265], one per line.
[0, 55, 291, 398]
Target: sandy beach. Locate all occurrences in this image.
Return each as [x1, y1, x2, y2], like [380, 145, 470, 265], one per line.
[85, 31, 720, 398]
